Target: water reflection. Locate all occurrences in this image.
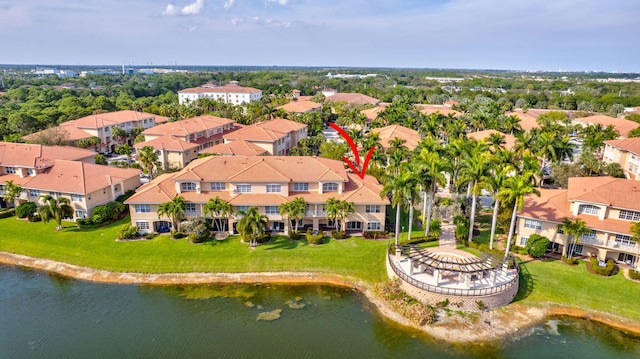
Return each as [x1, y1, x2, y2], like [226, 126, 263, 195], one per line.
[1, 264, 640, 359]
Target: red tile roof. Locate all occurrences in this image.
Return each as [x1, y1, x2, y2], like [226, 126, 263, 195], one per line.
[325, 93, 380, 105]
[604, 138, 640, 155]
[370, 125, 421, 150]
[276, 100, 322, 113]
[200, 140, 268, 156]
[143, 115, 234, 137]
[467, 130, 517, 150]
[0, 142, 95, 169]
[574, 115, 639, 137]
[134, 135, 199, 152]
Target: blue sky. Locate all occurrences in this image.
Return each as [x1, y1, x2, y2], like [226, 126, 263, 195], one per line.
[1, 0, 639, 71]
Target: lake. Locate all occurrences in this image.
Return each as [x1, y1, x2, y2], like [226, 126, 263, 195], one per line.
[1, 264, 639, 358]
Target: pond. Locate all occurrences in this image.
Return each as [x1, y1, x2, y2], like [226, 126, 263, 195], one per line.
[1, 265, 639, 358]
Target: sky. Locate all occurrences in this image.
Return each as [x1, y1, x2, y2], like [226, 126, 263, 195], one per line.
[1, 0, 639, 72]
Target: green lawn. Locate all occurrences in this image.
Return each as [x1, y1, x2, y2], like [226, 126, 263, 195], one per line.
[516, 257, 640, 322]
[0, 216, 389, 283]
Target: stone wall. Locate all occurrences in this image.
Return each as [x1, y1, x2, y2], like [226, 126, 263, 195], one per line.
[386, 256, 519, 312]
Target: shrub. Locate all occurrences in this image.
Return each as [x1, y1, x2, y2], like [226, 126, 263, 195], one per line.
[306, 231, 324, 245]
[16, 202, 37, 219]
[331, 230, 347, 239]
[629, 270, 640, 280]
[476, 300, 488, 311]
[561, 256, 578, 265]
[429, 219, 441, 238]
[256, 232, 271, 244]
[589, 257, 617, 276]
[145, 232, 158, 240]
[28, 214, 42, 222]
[76, 218, 95, 227]
[288, 230, 302, 240]
[171, 232, 187, 240]
[525, 234, 550, 258]
[188, 232, 209, 244]
[91, 205, 111, 224]
[455, 224, 469, 241]
[406, 236, 439, 245]
[115, 190, 136, 203]
[362, 231, 390, 239]
[118, 225, 139, 240]
[0, 208, 16, 218]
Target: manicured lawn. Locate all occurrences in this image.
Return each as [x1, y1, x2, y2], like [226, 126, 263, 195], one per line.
[516, 257, 640, 322]
[0, 216, 389, 283]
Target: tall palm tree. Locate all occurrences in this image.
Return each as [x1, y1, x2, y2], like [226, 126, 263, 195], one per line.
[138, 145, 158, 180]
[280, 197, 307, 233]
[36, 195, 74, 231]
[236, 206, 268, 248]
[497, 175, 540, 258]
[381, 170, 419, 250]
[629, 222, 640, 270]
[558, 217, 591, 260]
[485, 167, 510, 250]
[325, 197, 341, 231]
[337, 200, 355, 232]
[413, 148, 447, 237]
[157, 195, 186, 233]
[458, 145, 491, 242]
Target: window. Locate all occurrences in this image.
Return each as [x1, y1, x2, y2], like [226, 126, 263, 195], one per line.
[75, 210, 86, 218]
[27, 169, 35, 176]
[619, 210, 640, 221]
[211, 182, 225, 191]
[30, 190, 40, 197]
[266, 184, 281, 193]
[181, 182, 197, 191]
[519, 236, 529, 246]
[136, 221, 150, 230]
[185, 203, 197, 214]
[265, 206, 279, 215]
[217, 127, 223, 134]
[71, 194, 82, 202]
[580, 230, 597, 240]
[574, 244, 584, 255]
[135, 204, 151, 213]
[365, 205, 381, 213]
[235, 206, 249, 213]
[578, 204, 600, 215]
[367, 222, 381, 231]
[523, 219, 542, 230]
[293, 183, 309, 191]
[208, 129, 214, 136]
[5, 166, 16, 174]
[323, 183, 338, 192]
[236, 184, 251, 193]
[346, 221, 362, 230]
[615, 234, 635, 247]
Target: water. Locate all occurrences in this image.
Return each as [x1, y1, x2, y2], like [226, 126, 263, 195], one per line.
[1, 265, 639, 359]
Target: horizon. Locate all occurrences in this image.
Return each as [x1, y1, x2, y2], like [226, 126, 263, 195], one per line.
[2, 0, 639, 73]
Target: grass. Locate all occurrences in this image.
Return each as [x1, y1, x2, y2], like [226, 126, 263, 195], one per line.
[515, 257, 640, 322]
[0, 216, 389, 284]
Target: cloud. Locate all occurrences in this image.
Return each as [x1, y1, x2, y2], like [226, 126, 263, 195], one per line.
[223, 0, 236, 10]
[267, 0, 291, 5]
[162, 0, 204, 16]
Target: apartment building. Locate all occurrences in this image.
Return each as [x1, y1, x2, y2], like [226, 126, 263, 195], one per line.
[603, 138, 640, 180]
[25, 110, 169, 154]
[0, 142, 141, 219]
[125, 156, 388, 234]
[136, 115, 239, 170]
[516, 177, 640, 266]
[222, 118, 307, 155]
[178, 83, 262, 105]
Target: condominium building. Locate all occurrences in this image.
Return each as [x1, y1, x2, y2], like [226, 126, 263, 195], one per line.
[24, 110, 169, 154]
[603, 138, 640, 180]
[0, 142, 141, 219]
[516, 177, 640, 266]
[178, 83, 262, 105]
[125, 156, 388, 234]
[222, 118, 307, 155]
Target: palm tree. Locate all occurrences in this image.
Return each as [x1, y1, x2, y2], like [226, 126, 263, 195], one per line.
[325, 197, 342, 231]
[458, 145, 491, 242]
[629, 222, 640, 270]
[36, 195, 74, 231]
[202, 197, 232, 233]
[337, 200, 355, 232]
[486, 167, 510, 250]
[2, 180, 23, 208]
[236, 206, 268, 248]
[280, 197, 307, 233]
[138, 145, 159, 180]
[381, 170, 419, 250]
[558, 218, 591, 260]
[413, 148, 447, 237]
[497, 175, 540, 258]
[157, 195, 186, 233]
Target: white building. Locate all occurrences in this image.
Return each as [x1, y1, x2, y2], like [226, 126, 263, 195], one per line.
[178, 83, 262, 105]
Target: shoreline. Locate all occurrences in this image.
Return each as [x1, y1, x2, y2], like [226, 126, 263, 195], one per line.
[2, 250, 640, 343]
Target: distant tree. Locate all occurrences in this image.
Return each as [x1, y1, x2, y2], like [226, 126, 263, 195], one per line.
[603, 162, 626, 178]
[319, 139, 349, 161]
[138, 146, 158, 179]
[27, 127, 70, 146]
[609, 104, 625, 117]
[94, 154, 108, 165]
[115, 143, 133, 162]
[551, 163, 585, 189]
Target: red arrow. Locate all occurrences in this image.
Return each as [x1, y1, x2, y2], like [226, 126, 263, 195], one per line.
[329, 123, 375, 179]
